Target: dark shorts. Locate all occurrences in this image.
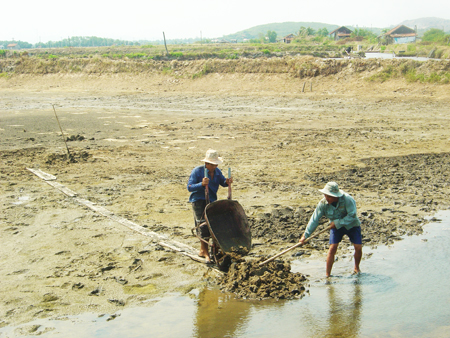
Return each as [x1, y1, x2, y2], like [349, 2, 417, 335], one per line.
[192, 200, 210, 239]
[330, 226, 362, 245]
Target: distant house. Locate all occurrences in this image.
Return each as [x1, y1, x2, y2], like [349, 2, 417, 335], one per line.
[329, 26, 353, 40]
[7, 43, 18, 50]
[283, 34, 295, 44]
[212, 39, 229, 44]
[381, 25, 417, 44]
[0, 45, 4, 49]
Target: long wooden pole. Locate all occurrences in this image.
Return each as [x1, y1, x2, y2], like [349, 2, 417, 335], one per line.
[52, 104, 72, 160]
[227, 167, 231, 200]
[259, 224, 333, 266]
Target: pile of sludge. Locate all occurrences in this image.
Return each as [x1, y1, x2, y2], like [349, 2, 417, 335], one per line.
[217, 258, 308, 300]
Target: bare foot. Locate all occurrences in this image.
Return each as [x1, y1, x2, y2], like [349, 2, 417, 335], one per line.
[199, 252, 212, 263]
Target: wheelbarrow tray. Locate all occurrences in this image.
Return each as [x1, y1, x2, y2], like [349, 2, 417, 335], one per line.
[204, 199, 251, 254]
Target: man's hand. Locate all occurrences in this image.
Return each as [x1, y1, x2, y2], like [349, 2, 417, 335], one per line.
[202, 177, 209, 186]
[298, 235, 306, 245]
[226, 177, 233, 185]
[329, 221, 336, 229]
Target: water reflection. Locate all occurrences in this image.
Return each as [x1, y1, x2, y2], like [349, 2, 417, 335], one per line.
[323, 281, 362, 338]
[193, 279, 364, 338]
[194, 288, 251, 338]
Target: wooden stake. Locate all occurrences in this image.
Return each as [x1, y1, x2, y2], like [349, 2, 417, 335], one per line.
[52, 104, 72, 161]
[163, 32, 170, 56]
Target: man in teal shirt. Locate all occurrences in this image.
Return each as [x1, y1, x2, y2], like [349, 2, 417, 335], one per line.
[299, 182, 362, 277]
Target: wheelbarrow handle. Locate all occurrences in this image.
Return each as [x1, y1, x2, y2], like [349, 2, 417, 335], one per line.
[227, 167, 232, 200]
[259, 225, 333, 266]
[204, 166, 210, 204]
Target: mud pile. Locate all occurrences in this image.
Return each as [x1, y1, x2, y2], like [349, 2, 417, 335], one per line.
[218, 259, 307, 300]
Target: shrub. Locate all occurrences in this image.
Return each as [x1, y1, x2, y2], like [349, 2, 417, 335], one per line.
[226, 53, 239, 59]
[442, 73, 450, 84]
[428, 72, 441, 83]
[407, 44, 416, 53]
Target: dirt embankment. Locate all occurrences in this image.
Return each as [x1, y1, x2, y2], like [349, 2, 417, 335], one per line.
[1, 55, 450, 80]
[1, 55, 450, 325]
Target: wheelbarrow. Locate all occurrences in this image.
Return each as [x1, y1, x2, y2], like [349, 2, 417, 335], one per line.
[192, 168, 251, 271]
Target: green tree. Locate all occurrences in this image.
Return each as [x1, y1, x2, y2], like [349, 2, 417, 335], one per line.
[298, 27, 315, 36]
[422, 28, 446, 43]
[317, 28, 329, 37]
[267, 30, 277, 43]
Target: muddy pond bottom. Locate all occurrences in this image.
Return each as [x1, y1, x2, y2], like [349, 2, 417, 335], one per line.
[2, 211, 450, 338]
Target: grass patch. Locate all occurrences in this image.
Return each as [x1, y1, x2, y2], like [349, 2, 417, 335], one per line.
[125, 53, 147, 59]
[368, 65, 397, 82]
[162, 67, 172, 75]
[192, 63, 212, 79]
[171, 52, 183, 58]
[405, 69, 450, 83]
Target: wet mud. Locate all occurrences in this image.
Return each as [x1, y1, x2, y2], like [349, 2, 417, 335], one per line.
[218, 259, 307, 300]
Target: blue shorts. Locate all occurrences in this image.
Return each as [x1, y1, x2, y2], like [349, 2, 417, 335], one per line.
[330, 226, 362, 245]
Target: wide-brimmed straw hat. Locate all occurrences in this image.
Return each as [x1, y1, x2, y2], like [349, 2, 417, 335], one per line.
[319, 182, 344, 197]
[201, 149, 223, 165]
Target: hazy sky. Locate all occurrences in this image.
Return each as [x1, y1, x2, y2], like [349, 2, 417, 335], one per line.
[3, 0, 450, 43]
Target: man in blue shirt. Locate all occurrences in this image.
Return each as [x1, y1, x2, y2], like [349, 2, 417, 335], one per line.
[187, 149, 232, 263]
[299, 182, 362, 277]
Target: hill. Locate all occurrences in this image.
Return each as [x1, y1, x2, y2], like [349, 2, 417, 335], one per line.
[222, 21, 339, 41]
[400, 17, 450, 31]
[222, 17, 450, 41]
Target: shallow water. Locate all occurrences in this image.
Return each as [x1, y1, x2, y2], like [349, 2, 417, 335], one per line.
[364, 52, 431, 61]
[2, 211, 450, 338]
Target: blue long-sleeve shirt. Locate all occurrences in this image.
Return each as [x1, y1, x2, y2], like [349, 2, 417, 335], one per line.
[187, 165, 228, 203]
[304, 193, 361, 239]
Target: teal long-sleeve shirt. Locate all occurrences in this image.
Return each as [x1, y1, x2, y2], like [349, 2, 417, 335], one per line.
[304, 193, 361, 239]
